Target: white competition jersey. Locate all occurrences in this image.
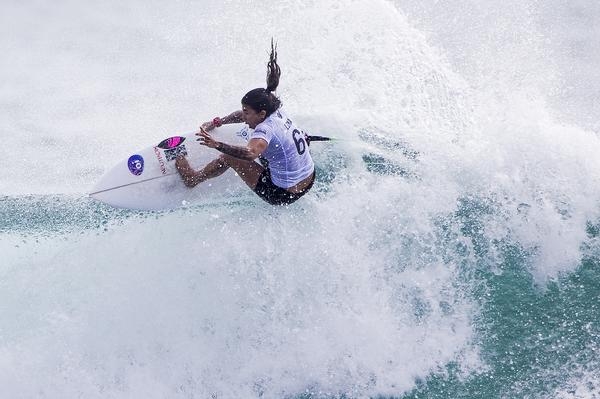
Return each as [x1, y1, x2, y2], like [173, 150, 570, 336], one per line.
[251, 108, 315, 188]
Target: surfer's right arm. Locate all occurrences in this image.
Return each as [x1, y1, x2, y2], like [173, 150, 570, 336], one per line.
[200, 110, 243, 131]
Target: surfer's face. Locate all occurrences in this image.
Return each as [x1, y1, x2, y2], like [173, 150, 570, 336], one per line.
[241, 104, 266, 129]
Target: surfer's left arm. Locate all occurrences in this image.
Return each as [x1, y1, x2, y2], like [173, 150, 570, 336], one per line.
[215, 138, 266, 161]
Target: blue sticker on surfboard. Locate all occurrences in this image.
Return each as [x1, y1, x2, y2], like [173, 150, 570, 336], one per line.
[127, 154, 144, 176]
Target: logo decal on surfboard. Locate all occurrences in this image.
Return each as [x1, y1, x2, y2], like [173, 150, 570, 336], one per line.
[127, 154, 145, 175]
[236, 127, 250, 141]
[157, 136, 186, 149]
[164, 145, 188, 161]
[153, 147, 167, 175]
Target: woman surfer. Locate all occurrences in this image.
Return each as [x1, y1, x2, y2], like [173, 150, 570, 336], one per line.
[175, 41, 315, 205]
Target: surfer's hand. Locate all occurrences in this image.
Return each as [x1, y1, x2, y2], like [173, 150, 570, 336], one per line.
[200, 121, 215, 132]
[196, 129, 219, 149]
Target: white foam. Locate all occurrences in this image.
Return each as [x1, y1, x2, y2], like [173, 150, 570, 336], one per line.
[0, 206, 480, 397]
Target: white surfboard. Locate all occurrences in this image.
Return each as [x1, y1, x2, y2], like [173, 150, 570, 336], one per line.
[90, 124, 252, 210]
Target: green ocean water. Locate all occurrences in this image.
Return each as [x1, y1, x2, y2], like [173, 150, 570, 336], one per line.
[404, 245, 600, 398]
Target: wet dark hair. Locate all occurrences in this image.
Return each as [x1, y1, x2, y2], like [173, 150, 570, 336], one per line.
[241, 39, 282, 115]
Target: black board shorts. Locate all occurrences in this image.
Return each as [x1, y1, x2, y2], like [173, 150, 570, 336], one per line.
[254, 168, 315, 205]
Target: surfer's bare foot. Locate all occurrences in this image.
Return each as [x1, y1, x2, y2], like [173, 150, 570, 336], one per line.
[175, 156, 202, 187]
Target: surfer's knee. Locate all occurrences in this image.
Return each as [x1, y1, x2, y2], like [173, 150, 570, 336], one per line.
[220, 153, 237, 164]
[220, 154, 249, 171]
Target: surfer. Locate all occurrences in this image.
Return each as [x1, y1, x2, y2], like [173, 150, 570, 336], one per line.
[175, 40, 315, 205]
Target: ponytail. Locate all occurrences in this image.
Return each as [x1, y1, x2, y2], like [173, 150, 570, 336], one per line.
[266, 39, 280, 92]
[241, 39, 282, 116]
